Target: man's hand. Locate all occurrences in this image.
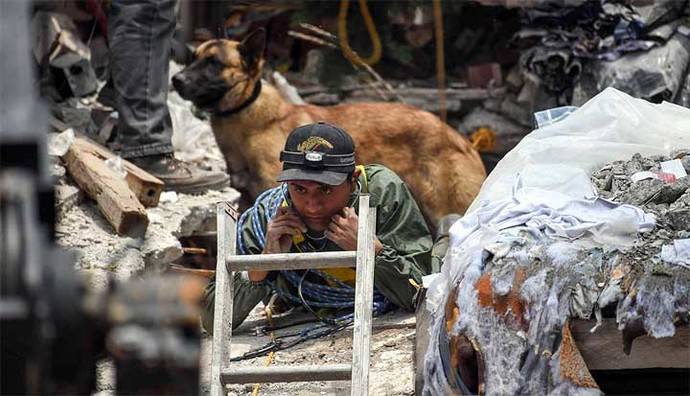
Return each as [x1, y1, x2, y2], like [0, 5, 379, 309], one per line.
[250, 206, 306, 282]
[326, 207, 383, 254]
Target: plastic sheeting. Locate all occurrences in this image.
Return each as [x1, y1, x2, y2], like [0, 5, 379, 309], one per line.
[423, 88, 690, 395]
[573, 31, 690, 104]
[468, 87, 690, 214]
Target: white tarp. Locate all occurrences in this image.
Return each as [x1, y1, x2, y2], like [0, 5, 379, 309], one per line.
[467, 87, 690, 214]
[423, 87, 690, 395]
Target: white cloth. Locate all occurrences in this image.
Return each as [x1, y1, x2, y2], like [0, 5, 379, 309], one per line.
[660, 239, 690, 269]
[450, 175, 656, 250]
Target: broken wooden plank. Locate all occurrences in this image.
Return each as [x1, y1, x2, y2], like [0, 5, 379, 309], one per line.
[62, 139, 149, 237]
[71, 137, 164, 207]
[571, 319, 690, 370]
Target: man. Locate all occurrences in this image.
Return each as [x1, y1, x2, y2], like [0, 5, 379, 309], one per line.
[108, 0, 229, 193]
[202, 121, 433, 333]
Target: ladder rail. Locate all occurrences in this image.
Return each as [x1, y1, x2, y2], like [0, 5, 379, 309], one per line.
[210, 202, 238, 396]
[351, 202, 376, 396]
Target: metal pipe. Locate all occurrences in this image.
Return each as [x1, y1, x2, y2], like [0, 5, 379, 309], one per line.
[226, 251, 357, 272]
[221, 364, 352, 384]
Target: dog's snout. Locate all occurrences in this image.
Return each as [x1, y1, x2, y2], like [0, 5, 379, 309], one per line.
[172, 72, 188, 96]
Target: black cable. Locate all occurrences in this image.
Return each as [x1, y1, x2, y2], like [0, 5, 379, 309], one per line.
[297, 270, 342, 326]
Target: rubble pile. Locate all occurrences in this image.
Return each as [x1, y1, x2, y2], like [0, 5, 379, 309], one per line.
[423, 151, 690, 395]
[592, 151, 690, 235]
[56, 187, 240, 289]
[508, 0, 690, 105]
[592, 151, 690, 338]
[459, 0, 690, 170]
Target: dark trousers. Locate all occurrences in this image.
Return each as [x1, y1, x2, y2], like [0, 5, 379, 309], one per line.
[108, 0, 175, 158]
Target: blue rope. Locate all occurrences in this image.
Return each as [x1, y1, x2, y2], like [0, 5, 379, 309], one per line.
[236, 185, 391, 320]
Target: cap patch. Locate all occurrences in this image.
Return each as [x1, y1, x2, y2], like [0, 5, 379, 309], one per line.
[297, 136, 334, 152]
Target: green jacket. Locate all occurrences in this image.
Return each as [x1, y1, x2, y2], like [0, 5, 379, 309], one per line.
[239, 164, 432, 311]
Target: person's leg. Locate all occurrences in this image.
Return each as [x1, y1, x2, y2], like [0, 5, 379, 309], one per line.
[108, 0, 229, 193]
[201, 273, 273, 334]
[108, 0, 175, 158]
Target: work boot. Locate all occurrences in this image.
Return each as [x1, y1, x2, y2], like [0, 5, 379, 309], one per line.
[130, 154, 229, 194]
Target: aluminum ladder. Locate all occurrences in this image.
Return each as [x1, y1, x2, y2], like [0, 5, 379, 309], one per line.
[211, 195, 377, 396]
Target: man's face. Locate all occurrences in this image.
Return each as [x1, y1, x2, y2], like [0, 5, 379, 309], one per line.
[287, 179, 352, 232]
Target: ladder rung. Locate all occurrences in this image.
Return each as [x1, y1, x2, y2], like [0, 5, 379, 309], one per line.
[220, 364, 352, 384]
[226, 251, 357, 272]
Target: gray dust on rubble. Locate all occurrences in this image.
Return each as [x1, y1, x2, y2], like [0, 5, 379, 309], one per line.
[592, 151, 690, 338]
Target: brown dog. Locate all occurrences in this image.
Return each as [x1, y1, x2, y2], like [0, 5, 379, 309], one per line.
[173, 30, 486, 227]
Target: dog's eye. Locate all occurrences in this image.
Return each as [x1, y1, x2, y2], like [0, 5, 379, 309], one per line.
[207, 57, 224, 67]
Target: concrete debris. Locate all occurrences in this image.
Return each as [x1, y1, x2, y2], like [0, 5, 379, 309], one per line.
[32, 11, 98, 98]
[140, 225, 183, 270]
[55, 181, 83, 219]
[424, 149, 690, 395]
[592, 152, 690, 339]
[57, 186, 240, 283]
[159, 191, 179, 204]
[48, 128, 75, 156]
[51, 161, 67, 179]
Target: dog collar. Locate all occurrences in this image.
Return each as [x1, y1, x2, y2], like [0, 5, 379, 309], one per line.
[213, 80, 262, 117]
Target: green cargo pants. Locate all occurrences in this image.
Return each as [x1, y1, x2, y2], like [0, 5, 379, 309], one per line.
[201, 273, 271, 335]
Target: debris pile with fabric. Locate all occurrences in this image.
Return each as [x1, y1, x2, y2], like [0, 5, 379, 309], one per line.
[422, 88, 690, 395]
[592, 152, 690, 340]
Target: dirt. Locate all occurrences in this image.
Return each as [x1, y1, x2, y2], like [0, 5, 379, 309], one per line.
[200, 307, 418, 396]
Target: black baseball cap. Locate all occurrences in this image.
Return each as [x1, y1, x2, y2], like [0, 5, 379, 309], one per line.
[277, 122, 356, 186]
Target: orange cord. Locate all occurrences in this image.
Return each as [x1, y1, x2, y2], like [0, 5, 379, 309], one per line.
[470, 127, 497, 152]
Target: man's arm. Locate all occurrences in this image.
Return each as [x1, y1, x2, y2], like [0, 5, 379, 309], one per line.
[368, 167, 433, 311]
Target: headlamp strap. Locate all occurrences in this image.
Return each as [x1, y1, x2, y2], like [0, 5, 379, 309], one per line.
[280, 150, 355, 169]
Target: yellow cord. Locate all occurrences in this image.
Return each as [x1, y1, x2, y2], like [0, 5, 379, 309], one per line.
[251, 300, 277, 396]
[432, 0, 447, 123]
[356, 164, 368, 193]
[338, 0, 382, 66]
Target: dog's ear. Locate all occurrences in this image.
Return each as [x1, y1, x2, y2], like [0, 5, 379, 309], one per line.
[239, 29, 266, 72]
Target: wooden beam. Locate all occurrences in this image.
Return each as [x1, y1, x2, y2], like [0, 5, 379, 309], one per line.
[70, 137, 164, 207]
[571, 319, 690, 370]
[63, 139, 149, 237]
